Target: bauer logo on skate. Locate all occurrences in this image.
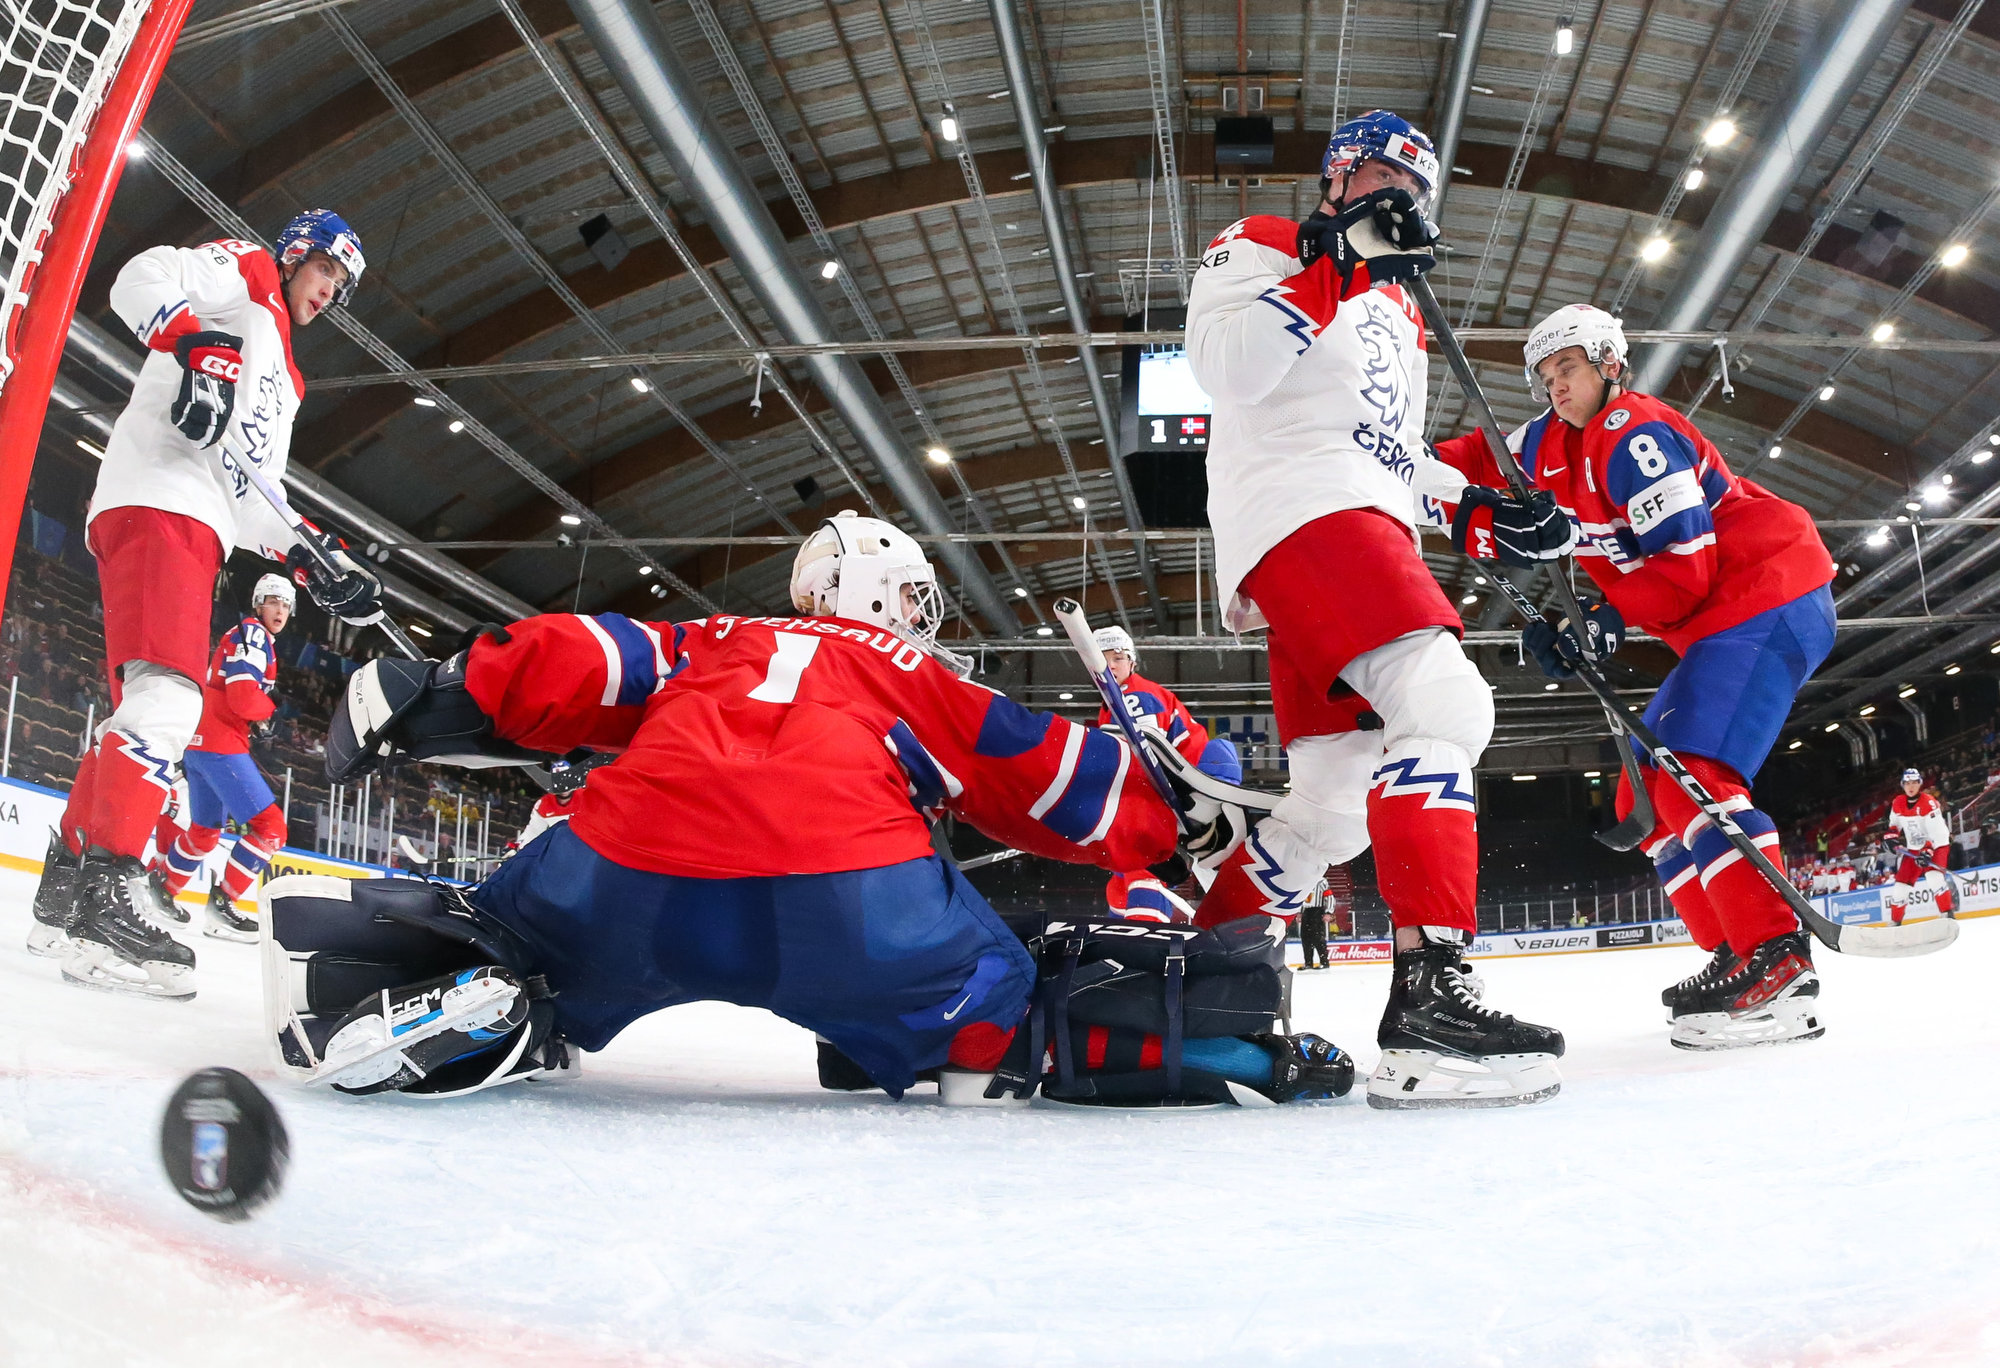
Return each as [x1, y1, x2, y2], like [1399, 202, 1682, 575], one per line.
[1370, 757, 1476, 811]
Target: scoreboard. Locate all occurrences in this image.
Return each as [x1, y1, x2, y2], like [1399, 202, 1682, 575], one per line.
[1117, 311, 1216, 527]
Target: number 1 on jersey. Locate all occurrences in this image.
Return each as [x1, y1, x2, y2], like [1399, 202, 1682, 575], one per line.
[748, 631, 822, 703]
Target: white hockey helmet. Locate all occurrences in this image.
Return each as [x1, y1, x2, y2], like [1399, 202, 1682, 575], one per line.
[790, 510, 944, 645]
[1093, 625, 1136, 664]
[1524, 304, 1630, 402]
[251, 572, 296, 612]
[1902, 767, 1923, 785]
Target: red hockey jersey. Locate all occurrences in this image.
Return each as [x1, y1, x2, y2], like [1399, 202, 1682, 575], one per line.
[190, 616, 277, 754]
[1094, 671, 1208, 764]
[463, 612, 1180, 879]
[1433, 393, 1832, 653]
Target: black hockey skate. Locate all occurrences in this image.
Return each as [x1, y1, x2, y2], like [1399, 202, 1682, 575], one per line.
[1369, 930, 1564, 1109]
[1243, 1032, 1355, 1103]
[27, 829, 83, 958]
[1661, 942, 1740, 1018]
[62, 853, 196, 1002]
[1670, 930, 1821, 1051]
[203, 882, 259, 943]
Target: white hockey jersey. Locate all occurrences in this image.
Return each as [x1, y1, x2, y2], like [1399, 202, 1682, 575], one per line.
[1888, 791, 1950, 852]
[1185, 215, 1453, 631]
[96, 240, 304, 560]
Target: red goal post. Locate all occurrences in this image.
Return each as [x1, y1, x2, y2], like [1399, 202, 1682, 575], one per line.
[0, 0, 196, 618]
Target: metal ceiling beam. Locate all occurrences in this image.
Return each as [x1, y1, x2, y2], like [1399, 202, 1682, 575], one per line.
[1632, 0, 1916, 393]
[1429, 0, 1492, 220]
[564, 0, 1020, 636]
[988, 0, 1168, 631]
[56, 314, 535, 626]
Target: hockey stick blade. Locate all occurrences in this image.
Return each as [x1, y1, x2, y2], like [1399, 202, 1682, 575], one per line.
[1050, 599, 1195, 836]
[1830, 915, 1959, 958]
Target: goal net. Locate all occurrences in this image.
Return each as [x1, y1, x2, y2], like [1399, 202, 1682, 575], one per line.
[0, 0, 192, 608]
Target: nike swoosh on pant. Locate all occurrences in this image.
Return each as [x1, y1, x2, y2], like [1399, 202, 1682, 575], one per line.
[941, 994, 973, 1021]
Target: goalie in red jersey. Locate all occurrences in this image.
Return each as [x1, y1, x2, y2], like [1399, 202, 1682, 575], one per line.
[260, 513, 1353, 1108]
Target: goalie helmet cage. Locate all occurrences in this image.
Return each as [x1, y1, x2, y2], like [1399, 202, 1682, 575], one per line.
[0, 0, 197, 620]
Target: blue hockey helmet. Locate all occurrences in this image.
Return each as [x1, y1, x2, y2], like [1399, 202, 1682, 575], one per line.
[1902, 767, 1923, 785]
[275, 208, 365, 307]
[1198, 737, 1243, 786]
[1322, 111, 1441, 212]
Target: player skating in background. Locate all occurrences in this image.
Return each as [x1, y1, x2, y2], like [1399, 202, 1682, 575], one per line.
[1426, 304, 1836, 1051]
[154, 574, 295, 944]
[1183, 109, 1564, 1108]
[27, 211, 386, 1001]
[268, 513, 1352, 1107]
[1090, 624, 1241, 923]
[1886, 768, 1957, 924]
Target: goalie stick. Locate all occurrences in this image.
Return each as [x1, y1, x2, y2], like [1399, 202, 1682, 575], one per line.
[227, 447, 424, 661]
[1406, 276, 1653, 853]
[1484, 490, 1953, 958]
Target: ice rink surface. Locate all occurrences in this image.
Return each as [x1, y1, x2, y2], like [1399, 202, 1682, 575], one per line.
[3, 869, 1997, 1368]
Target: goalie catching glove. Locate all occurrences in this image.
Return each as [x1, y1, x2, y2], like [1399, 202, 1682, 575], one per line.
[327, 645, 550, 781]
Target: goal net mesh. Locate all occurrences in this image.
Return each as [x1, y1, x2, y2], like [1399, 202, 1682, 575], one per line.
[0, 0, 152, 398]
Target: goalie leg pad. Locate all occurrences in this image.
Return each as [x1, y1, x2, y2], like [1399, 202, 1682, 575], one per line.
[318, 965, 568, 1098]
[260, 873, 545, 1085]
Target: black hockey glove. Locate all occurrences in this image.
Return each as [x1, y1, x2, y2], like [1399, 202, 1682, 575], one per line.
[328, 652, 549, 781]
[1301, 188, 1439, 286]
[169, 330, 243, 447]
[1522, 602, 1625, 680]
[1452, 485, 1577, 566]
[286, 536, 384, 624]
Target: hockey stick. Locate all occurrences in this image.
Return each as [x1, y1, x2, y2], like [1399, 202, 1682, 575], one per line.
[959, 847, 1025, 871]
[1052, 597, 1198, 838]
[1490, 562, 1953, 957]
[1406, 276, 1654, 853]
[226, 448, 424, 661]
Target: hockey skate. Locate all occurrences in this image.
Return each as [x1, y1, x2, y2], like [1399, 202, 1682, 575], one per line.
[149, 863, 190, 925]
[1670, 931, 1822, 1051]
[1368, 929, 1564, 1109]
[315, 966, 573, 1097]
[61, 853, 196, 1002]
[27, 830, 83, 958]
[1661, 943, 1740, 1021]
[203, 883, 260, 943]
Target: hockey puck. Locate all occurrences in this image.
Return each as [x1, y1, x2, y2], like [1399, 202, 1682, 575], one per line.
[159, 1068, 289, 1222]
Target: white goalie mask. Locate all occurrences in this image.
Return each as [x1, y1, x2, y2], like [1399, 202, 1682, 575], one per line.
[1524, 303, 1629, 402]
[790, 510, 946, 647]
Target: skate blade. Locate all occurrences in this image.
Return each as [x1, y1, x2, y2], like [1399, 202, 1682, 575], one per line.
[202, 915, 259, 944]
[1366, 1050, 1563, 1110]
[59, 946, 196, 1002]
[1670, 1004, 1824, 1051]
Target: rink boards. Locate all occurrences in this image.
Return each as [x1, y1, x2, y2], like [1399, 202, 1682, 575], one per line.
[0, 774, 395, 905]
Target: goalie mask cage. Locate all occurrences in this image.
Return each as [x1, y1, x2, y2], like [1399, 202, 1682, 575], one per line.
[0, 0, 195, 616]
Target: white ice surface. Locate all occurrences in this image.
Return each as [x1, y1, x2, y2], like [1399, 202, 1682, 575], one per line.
[3, 866, 1998, 1368]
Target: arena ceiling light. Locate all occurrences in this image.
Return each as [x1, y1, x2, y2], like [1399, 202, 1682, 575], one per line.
[1058, 692, 1074, 700]
[819, 260, 840, 280]
[1511, 774, 1537, 781]
[638, 565, 654, 576]
[1872, 322, 1896, 342]
[407, 623, 432, 638]
[939, 108, 960, 142]
[1554, 20, 1574, 53]
[412, 396, 436, 407]
[1789, 739, 1804, 750]
[1769, 445, 1783, 459]
[1819, 385, 1836, 401]
[1543, 682, 1560, 691]
[1823, 722, 1841, 732]
[447, 420, 465, 433]
[1923, 484, 1949, 503]
[1899, 686, 1918, 698]
[1702, 118, 1737, 147]
[1013, 586, 1029, 598]
[560, 513, 584, 526]
[1036, 626, 1054, 636]
[1945, 664, 1963, 676]
[1942, 243, 1971, 268]
[1866, 527, 1890, 547]
[1859, 705, 1876, 716]
[1639, 237, 1671, 263]
[1684, 168, 1705, 191]
[629, 376, 648, 392]
[926, 446, 952, 465]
